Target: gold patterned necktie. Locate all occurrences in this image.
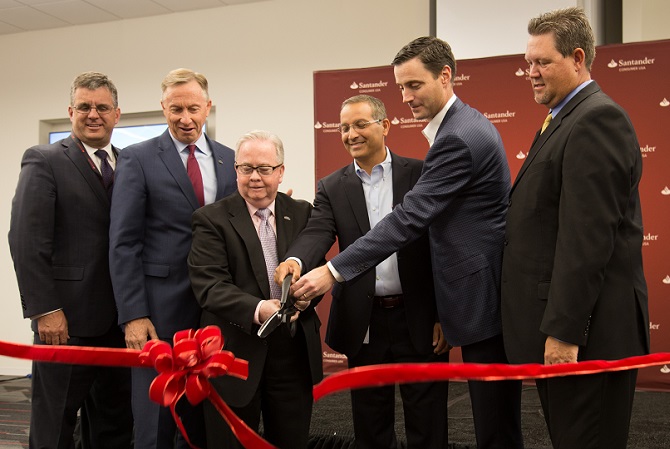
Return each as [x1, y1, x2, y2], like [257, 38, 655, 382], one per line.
[541, 113, 552, 134]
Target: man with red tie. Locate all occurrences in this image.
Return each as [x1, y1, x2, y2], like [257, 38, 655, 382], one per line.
[109, 68, 237, 449]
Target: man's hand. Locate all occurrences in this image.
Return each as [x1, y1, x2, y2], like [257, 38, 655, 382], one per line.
[124, 317, 159, 350]
[544, 336, 579, 365]
[432, 322, 452, 355]
[37, 310, 69, 345]
[290, 265, 335, 301]
[275, 260, 301, 286]
[259, 299, 282, 324]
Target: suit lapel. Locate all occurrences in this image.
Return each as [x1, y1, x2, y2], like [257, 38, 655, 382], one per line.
[274, 193, 294, 260]
[228, 193, 271, 298]
[390, 153, 412, 206]
[207, 135, 233, 201]
[156, 130, 201, 210]
[63, 137, 110, 207]
[513, 82, 601, 190]
[342, 164, 371, 234]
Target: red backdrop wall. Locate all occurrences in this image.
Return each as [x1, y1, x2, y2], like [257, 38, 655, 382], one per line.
[313, 39, 670, 390]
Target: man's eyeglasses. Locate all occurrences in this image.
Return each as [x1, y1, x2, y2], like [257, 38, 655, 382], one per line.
[234, 163, 283, 176]
[72, 104, 115, 115]
[337, 119, 383, 134]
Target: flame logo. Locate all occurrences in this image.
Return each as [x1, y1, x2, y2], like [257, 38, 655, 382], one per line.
[350, 82, 359, 89]
[314, 122, 323, 129]
[516, 151, 526, 159]
[391, 117, 400, 125]
[663, 275, 670, 284]
[661, 365, 670, 374]
[660, 98, 669, 107]
[515, 68, 525, 77]
[607, 59, 618, 68]
[661, 186, 670, 195]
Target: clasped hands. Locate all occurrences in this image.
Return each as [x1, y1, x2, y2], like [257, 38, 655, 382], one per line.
[274, 260, 336, 306]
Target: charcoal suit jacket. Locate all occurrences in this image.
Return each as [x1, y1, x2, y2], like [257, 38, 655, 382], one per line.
[286, 152, 437, 357]
[9, 135, 119, 336]
[501, 81, 649, 364]
[188, 192, 323, 407]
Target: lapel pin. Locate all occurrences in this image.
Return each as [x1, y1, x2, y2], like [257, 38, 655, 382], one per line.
[218, 159, 223, 164]
[284, 216, 291, 221]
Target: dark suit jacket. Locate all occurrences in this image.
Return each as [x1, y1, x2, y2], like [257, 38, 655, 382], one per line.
[501, 81, 649, 364]
[287, 152, 436, 357]
[330, 99, 511, 347]
[109, 130, 236, 338]
[188, 192, 323, 407]
[9, 136, 118, 337]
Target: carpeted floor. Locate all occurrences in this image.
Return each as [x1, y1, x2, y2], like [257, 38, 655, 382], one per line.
[0, 375, 668, 448]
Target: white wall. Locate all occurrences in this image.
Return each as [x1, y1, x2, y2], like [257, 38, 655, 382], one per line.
[623, 0, 670, 43]
[0, 0, 430, 375]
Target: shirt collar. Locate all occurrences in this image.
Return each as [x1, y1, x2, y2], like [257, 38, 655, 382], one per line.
[422, 94, 457, 146]
[353, 147, 392, 179]
[246, 199, 276, 218]
[169, 132, 211, 156]
[550, 80, 593, 118]
[81, 141, 115, 163]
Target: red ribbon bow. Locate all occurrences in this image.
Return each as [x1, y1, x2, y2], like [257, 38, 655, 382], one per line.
[139, 326, 275, 449]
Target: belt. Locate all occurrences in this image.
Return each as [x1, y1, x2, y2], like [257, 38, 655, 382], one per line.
[372, 295, 403, 308]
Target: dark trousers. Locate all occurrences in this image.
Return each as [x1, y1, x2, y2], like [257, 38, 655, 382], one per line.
[461, 334, 524, 449]
[348, 305, 449, 449]
[29, 327, 133, 449]
[205, 325, 313, 449]
[536, 369, 638, 449]
[131, 349, 206, 449]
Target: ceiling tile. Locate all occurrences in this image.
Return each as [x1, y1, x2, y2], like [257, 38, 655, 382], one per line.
[32, 0, 118, 24]
[85, 0, 171, 19]
[0, 0, 22, 10]
[0, 19, 22, 33]
[0, 6, 69, 30]
[151, 0, 225, 13]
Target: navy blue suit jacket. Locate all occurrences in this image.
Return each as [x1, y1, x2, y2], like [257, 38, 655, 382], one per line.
[331, 98, 511, 347]
[109, 130, 236, 338]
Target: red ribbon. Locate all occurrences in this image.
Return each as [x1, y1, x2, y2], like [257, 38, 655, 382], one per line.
[138, 326, 276, 449]
[313, 352, 670, 401]
[3, 332, 669, 449]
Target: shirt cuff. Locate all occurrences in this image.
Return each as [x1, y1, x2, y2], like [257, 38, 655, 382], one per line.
[326, 261, 344, 283]
[30, 308, 63, 320]
[286, 256, 304, 273]
[253, 300, 264, 325]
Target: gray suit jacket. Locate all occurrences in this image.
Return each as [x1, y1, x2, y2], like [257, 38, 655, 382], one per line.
[109, 130, 236, 338]
[501, 81, 649, 364]
[9, 136, 118, 336]
[331, 98, 511, 347]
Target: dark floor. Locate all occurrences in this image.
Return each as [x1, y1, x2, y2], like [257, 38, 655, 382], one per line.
[0, 376, 668, 448]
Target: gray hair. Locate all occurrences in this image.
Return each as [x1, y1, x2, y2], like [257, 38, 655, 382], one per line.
[235, 130, 284, 164]
[341, 95, 387, 121]
[161, 68, 209, 101]
[70, 71, 118, 107]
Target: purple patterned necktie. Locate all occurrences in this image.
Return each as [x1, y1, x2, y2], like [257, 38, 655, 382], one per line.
[95, 149, 113, 198]
[256, 208, 282, 299]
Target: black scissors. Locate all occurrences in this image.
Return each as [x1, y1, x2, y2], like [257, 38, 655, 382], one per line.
[257, 275, 298, 338]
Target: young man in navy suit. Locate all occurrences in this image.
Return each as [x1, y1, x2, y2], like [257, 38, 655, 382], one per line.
[289, 38, 524, 449]
[110, 68, 237, 449]
[9, 71, 133, 449]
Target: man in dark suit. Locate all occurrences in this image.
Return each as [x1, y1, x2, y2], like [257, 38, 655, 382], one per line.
[501, 8, 649, 449]
[291, 38, 523, 449]
[109, 68, 237, 449]
[9, 72, 133, 449]
[188, 131, 322, 449]
[276, 95, 449, 449]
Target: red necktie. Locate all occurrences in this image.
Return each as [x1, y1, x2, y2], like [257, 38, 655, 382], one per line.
[187, 144, 204, 207]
